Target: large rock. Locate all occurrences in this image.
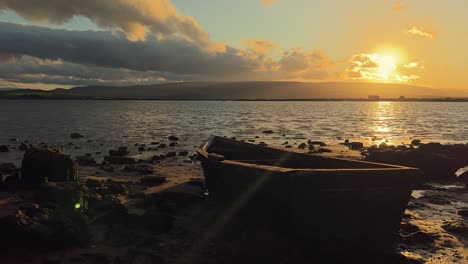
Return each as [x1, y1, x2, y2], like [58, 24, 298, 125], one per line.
[38, 182, 88, 209]
[22, 148, 78, 186]
[0, 145, 10, 152]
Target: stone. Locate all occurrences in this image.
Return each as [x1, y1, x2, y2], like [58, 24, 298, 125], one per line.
[165, 152, 177, 158]
[308, 145, 315, 151]
[138, 146, 145, 152]
[70, 133, 84, 139]
[76, 153, 97, 166]
[285, 145, 292, 149]
[262, 130, 274, 134]
[151, 155, 166, 161]
[159, 143, 167, 148]
[298, 143, 307, 149]
[140, 176, 166, 186]
[317, 148, 332, 153]
[124, 165, 153, 175]
[258, 142, 267, 147]
[0, 145, 10, 152]
[38, 182, 88, 209]
[19, 142, 29, 150]
[168, 136, 179, 141]
[178, 151, 189, 156]
[108, 147, 129, 156]
[169, 142, 177, 147]
[349, 142, 364, 150]
[85, 179, 102, 188]
[411, 139, 422, 146]
[22, 148, 78, 186]
[103, 156, 136, 164]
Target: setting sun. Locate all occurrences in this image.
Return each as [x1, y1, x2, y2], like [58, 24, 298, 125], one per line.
[376, 54, 397, 80]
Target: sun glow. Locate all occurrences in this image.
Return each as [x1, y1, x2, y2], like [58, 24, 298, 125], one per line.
[376, 55, 397, 80]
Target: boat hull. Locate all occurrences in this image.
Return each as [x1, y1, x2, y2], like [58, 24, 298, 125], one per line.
[197, 137, 420, 257]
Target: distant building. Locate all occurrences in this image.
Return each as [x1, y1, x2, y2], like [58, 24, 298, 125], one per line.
[398, 96, 406, 100]
[368, 95, 380, 100]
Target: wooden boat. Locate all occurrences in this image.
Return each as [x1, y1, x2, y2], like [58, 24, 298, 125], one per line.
[197, 136, 420, 255]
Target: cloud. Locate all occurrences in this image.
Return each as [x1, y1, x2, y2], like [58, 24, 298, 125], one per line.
[0, 0, 217, 49]
[0, 22, 338, 87]
[405, 24, 437, 39]
[261, 0, 279, 7]
[392, 1, 404, 12]
[346, 53, 421, 82]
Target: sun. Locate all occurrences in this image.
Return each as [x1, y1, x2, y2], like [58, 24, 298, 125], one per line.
[376, 55, 397, 80]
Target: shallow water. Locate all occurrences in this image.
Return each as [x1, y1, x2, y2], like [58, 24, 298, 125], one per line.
[0, 100, 467, 162]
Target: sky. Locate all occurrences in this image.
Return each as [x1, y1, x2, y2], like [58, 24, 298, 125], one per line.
[0, 0, 466, 90]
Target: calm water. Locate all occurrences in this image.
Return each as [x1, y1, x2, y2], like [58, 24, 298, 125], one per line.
[1, 100, 467, 162]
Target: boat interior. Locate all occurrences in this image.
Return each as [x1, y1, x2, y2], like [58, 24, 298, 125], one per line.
[202, 136, 407, 170]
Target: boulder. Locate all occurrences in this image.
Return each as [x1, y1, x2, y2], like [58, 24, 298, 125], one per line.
[38, 182, 88, 209]
[22, 148, 78, 186]
[140, 176, 166, 186]
[104, 156, 136, 164]
[0, 145, 10, 152]
[76, 153, 97, 166]
[168, 136, 179, 141]
[70, 133, 84, 139]
[109, 147, 129, 156]
[298, 143, 307, 149]
[411, 139, 422, 146]
[349, 142, 364, 150]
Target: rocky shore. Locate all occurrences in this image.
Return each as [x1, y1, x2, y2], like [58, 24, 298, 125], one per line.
[0, 136, 467, 263]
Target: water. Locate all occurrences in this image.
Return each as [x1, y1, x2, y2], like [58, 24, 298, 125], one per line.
[0, 100, 467, 163]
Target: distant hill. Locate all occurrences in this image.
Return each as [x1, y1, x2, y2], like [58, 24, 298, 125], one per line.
[1, 82, 467, 100]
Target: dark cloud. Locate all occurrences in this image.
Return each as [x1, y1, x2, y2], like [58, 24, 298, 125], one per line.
[0, 22, 254, 76]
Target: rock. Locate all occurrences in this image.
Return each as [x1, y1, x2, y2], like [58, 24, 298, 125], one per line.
[298, 143, 307, 149]
[165, 152, 177, 158]
[151, 155, 166, 161]
[282, 141, 288, 145]
[22, 148, 78, 186]
[108, 147, 129, 156]
[159, 143, 167, 148]
[349, 142, 364, 150]
[169, 142, 177, 147]
[403, 231, 438, 244]
[0, 145, 10, 152]
[76, 153, 97, 166]
[317, 148, 332, 153]
[285, 145, 292, 149]
[85, 179, 102, 188]
[262, 130, 274, 134]
[104, 156, 135, 164]
[344, 139, 350, 145]
[178, 151, 189, 156]
[417, 142, 444, 153]
[0, 163, 17, 173]
[138, 146, 145, 152]
[124, 164, 153, 175]
[379, 142, 388, 148]
[457, 210, 468, 217]
[308, 140, 326, 146]
[151, 142, 159, 145]
[411, 139, 422, 146]
[70, 133, 84, 139]
[38, 182, 88, 209]
[140, 176, 166, 186]
[442, 222, 468, 237]
[308, 145, 315, 151]
[19, 142, 29, 150]
[168, 136, 179, 141]
[258, 142, 267, 147]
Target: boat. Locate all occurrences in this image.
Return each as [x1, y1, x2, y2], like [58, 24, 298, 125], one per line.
[197, 136, 420, 256]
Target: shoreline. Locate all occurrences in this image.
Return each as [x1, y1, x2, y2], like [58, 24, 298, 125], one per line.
[1, 137, 467, 263]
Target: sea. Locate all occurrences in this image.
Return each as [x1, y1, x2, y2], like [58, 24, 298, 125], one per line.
[1, 100, 467, 164]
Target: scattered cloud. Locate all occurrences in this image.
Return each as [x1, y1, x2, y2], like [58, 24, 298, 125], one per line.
[405, 24, 437, 39]
[392, 1, 404, 12]
[346, 53, 421, 82]
[261, 0, 279, 7]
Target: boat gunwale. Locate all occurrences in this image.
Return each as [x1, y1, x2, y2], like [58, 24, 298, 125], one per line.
[197, 136, 418, 173]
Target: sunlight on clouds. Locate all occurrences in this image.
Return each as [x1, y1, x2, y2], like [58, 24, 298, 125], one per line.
[347, 53, 421, 83]
[392, 1, 404, 12]
[405, 24, 437, 39]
